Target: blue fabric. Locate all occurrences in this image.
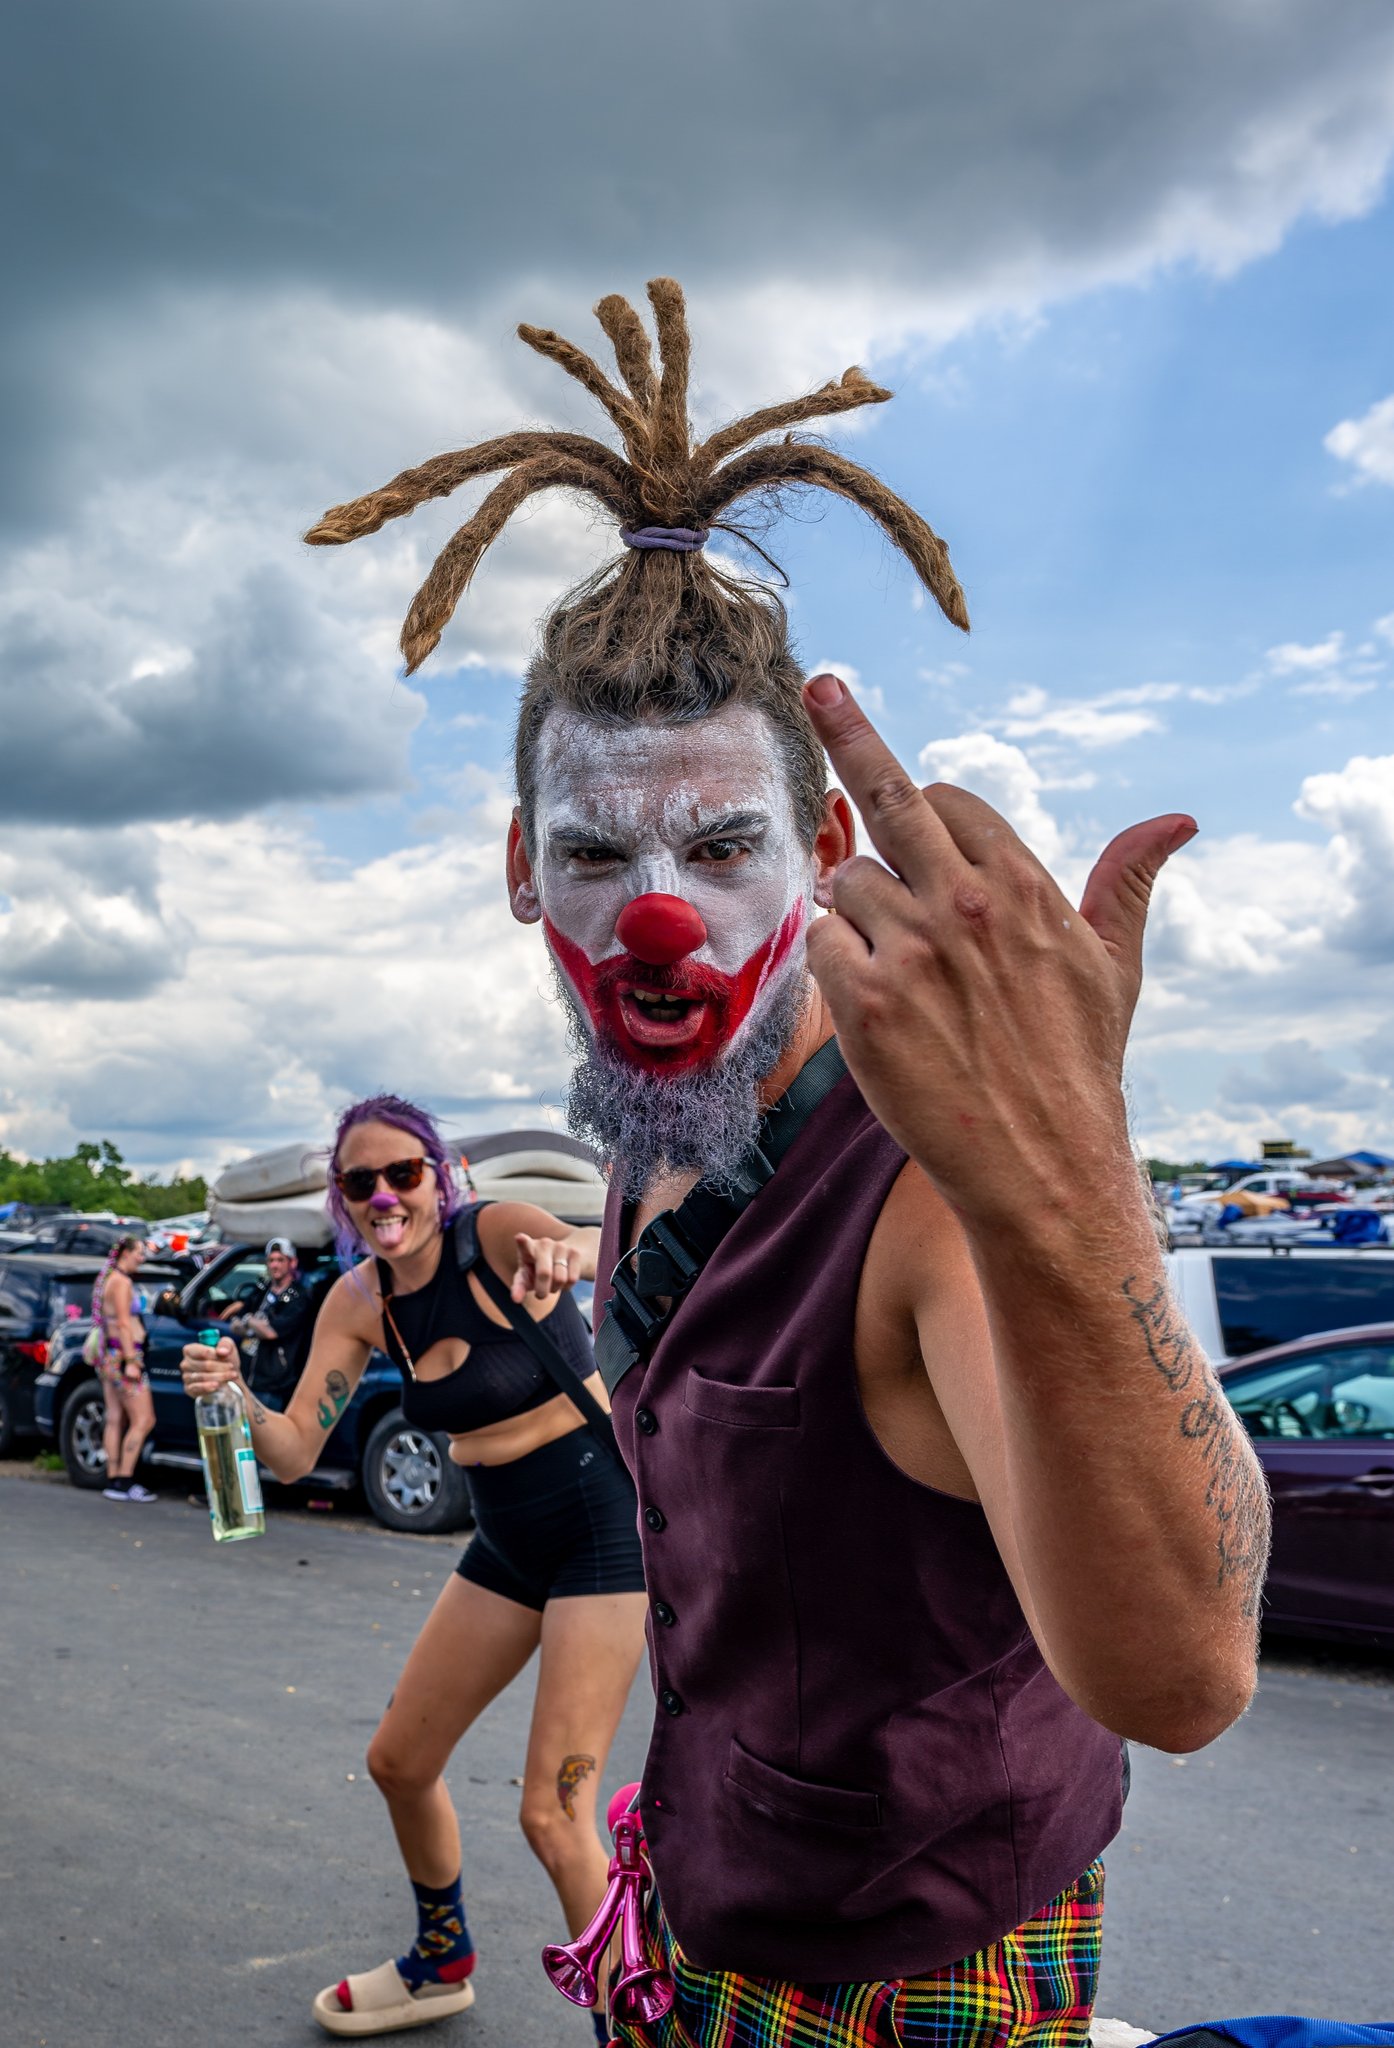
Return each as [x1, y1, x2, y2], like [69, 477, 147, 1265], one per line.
[1153, 2019, 1394, 2048]
[395, 1873, 474, 1990]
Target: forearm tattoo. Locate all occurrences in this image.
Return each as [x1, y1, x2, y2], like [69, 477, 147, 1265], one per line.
[249, 1397, 268, 1426]
[556, 1753, 596, 1821]
[1122, 1277, 1270, 1617]
[315, 1369, 351, 1433]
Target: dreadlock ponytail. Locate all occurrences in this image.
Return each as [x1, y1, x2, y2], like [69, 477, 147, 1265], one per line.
[306, 277, 968, 848]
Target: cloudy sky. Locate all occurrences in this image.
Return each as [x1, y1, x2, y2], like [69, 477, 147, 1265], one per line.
[4, 0, 1394, 1175]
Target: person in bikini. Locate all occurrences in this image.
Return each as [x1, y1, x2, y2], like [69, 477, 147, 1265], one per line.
[306, 284, 1270, 2046]
[179, 1092, 645, 2040]
[94, 1234, 158, 1503]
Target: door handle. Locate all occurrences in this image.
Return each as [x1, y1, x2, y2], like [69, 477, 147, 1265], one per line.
[1351, 1469, 1394, 1487]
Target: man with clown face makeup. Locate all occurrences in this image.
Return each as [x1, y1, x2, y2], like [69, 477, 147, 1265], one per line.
[310, 281, 1269, 2048]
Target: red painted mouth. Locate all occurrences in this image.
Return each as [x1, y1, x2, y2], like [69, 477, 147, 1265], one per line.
[544, 902, 807, 1073]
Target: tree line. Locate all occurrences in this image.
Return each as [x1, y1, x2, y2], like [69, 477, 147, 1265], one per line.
[0, 1141, 207, 1222]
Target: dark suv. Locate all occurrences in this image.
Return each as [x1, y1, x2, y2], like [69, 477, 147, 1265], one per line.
[0, 1254, 177, 1455]
[34, 1242, 475, 1535]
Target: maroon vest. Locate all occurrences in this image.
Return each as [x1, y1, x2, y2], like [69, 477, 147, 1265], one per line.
[598, 1067, 1123, 1982]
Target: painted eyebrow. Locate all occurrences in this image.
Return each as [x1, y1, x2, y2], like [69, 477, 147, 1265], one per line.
[546, 816, 632, 845]
[687, 808, 772, 839]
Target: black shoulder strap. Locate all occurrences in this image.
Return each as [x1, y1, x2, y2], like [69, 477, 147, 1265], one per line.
[453, 1210, 624, 1468]
[595, 1036, 848, 1395]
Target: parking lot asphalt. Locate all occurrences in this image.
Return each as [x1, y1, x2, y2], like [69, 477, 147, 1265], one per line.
[3, 1466, 1392, 2047]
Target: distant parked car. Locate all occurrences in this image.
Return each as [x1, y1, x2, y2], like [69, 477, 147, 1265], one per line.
[1221, 1325, 1394, 1647]
[14, 1214, 149, 1258]
[34, 1241, 476, 1535]
[1166, 1245, 1394, 1362]
[0, 1252, 181, 1456]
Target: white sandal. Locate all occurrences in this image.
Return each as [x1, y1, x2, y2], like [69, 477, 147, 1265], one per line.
[312, 1960, 476, 2036]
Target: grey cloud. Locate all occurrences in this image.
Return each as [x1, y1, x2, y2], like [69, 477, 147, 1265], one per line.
[1217, 1039, 1378, 1116]
[0, 565, 422, 826]
[57, 1046, 286, 1142]
[7, 2, 1394, 340]
[0, 825, 187, 998]
[0, 923, 179, 1002]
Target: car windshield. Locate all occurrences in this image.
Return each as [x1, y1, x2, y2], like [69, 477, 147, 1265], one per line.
[198, 1257, 269, 1314]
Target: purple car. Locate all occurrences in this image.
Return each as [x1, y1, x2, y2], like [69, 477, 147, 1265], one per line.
[1221, 1323, 1394, 1647]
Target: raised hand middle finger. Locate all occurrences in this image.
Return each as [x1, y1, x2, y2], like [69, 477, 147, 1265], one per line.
[802, 674, 967, 892]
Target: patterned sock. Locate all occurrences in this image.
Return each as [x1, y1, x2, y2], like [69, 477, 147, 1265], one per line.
[105, 1474, 131, 1494]
[395, 1874, 476, 1990]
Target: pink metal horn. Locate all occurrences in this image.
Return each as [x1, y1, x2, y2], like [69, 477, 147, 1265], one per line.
[611, 1842, 675, 2024]
[542, 1811, 644, 2009]
[541, 1797, 674, 2024]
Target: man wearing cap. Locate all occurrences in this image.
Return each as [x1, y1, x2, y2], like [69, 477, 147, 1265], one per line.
[227, 1240, 314, 1398]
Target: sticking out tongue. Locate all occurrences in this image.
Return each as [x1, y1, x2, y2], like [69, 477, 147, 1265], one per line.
[369, 1207, 407, 1251]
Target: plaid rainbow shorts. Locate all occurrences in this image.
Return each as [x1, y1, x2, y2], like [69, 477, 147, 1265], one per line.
[609, 1860, 1105, 2048]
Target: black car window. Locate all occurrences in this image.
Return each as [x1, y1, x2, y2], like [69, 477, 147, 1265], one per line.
[50, 1276, 98, 1331]
[1214, 1258, 1394, 1358]
[198, 1257, 269, 1314]
[1228, 1344, 1394, 1441]
[0, 1264, 45, 1321]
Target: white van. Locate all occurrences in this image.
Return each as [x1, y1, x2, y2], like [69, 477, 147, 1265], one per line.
[1165, 1244, 1394, 1362]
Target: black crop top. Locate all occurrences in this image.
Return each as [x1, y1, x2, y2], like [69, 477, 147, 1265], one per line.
[376, 1204, 597, 1436]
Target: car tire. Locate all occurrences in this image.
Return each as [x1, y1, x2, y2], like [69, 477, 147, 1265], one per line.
[60, 1376, 110, 1489]
[361, 1410, 474, 1535]
[0, 1381, 14, 1459]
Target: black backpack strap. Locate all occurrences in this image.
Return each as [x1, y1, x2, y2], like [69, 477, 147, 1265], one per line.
[453, 1210, 624, 1469]
[596, 1037, 848, 1395]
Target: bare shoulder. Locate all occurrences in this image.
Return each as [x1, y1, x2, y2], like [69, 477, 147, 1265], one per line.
[856, 1160, 989, 1500]
[320, 1259, 382, 1339]
[865, 1159, 975, 1301]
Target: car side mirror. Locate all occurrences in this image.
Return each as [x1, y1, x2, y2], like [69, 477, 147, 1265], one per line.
[153, 1287, 184, 1318]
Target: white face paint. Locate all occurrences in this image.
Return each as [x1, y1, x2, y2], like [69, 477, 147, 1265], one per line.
[526, 703, 815, 1073]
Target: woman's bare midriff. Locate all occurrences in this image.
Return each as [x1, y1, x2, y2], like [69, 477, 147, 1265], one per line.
[445, 1383, 608, 1468]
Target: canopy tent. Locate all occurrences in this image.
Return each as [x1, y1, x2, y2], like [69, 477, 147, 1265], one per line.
[1305, 1151, 1394, 1181]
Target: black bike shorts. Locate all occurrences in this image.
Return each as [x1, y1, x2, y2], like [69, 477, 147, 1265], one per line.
[456, 1429, 646, 1611]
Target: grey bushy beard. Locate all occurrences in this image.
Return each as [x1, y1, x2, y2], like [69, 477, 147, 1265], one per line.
[555, 960, 811, 1199]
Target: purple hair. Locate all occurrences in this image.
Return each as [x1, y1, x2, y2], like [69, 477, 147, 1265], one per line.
[326, 1093, 461, 1269]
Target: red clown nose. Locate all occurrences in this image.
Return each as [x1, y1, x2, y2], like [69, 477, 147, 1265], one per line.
[615, 892, 708, 966]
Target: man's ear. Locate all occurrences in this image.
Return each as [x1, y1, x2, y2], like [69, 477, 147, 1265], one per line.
[507, 811, 541, 924]
[812, 790, 855, 909]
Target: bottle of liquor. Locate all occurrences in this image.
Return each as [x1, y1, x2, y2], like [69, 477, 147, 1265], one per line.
[196, 1330, 265, 1542]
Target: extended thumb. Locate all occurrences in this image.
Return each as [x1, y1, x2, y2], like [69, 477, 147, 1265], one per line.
[1078, 813, 1196, 966]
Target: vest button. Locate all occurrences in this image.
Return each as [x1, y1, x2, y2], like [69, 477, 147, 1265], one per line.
[653, 1601, 676, 1627]
[635, 1407, 658, 1436]
[644, 1507, 666, 1532]
[660, 1688, 684, 1716]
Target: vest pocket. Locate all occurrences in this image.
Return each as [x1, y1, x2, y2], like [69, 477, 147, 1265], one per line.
[725, 1737, 881, 1829]
[683, 1369, 800, 1429]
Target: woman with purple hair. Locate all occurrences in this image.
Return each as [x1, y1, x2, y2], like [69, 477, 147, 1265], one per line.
[180, 1092, 646, 2041]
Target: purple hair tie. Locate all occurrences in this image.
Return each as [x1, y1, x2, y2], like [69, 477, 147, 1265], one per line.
[619, 524, 710, 553]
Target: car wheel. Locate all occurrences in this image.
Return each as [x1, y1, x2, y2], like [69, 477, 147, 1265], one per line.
[60, 1377, 109, 1489]
[0, 1382, 14, 1459]
[361, 1411, 473, 1535]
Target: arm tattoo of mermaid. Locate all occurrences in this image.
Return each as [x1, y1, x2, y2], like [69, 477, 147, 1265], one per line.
[1122, 1277, 1270, 1618]
[556, 1754, 596, 1821]
[315, 1369, 351, 1433]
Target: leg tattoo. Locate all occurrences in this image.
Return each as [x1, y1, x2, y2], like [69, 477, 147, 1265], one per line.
[556, 1753, 596, 1821]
